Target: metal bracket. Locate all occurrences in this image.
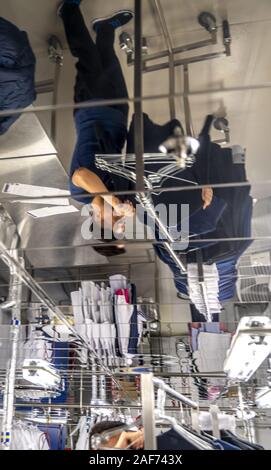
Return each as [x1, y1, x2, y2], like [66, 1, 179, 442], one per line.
[121, 11, 231, 72]
[119, 32, 148, 65]
[213, 116, 230, 145]
[48, 35, 64, 66]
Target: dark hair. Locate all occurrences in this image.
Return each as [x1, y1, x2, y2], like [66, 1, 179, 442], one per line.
[89, 421, 125, 449]
[93, 245, 126, 257]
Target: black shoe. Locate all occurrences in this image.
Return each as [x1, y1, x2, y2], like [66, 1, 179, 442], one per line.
[92, 10, 133, 33]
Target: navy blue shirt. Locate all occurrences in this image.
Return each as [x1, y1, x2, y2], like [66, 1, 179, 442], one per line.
[69, 105, 128, 204]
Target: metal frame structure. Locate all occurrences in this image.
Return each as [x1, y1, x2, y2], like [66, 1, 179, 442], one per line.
[121, 2, 231, 139]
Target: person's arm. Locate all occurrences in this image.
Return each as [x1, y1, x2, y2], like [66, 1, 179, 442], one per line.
[202, 187, 213, 210]
[72, 167, 134, 216]
[72, 167, 119, 208]
[115, 430, 144, 449]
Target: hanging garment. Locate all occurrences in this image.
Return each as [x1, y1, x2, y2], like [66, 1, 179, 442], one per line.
[109, 274, 128, 293]
[23, 328, 53, 362]
[81, 281, 101, 323]
[212, 439, 241, 450]
[74, 416, 91, 450]
[187, 263, 222, 320]
[71, 289, 84, 325]
[38, 424, 66, 450]
[71, 278, 141, 362]
[157, 428, 201, 450]
[114, 289, 133, 356]
[127, 112, 182, 154]
[198, 411, 236, 433]
[220, 430, 265, 450]
[100, 283, 114, 323]
[187, 115, 253, 263]
[0, 17, 36, 135]
[0, 420, 49, 450]
[191, 323, 222, 352]
[193, 332, 232, 374]
[152, 115, 252, 314]
[128, 284, 139, 355]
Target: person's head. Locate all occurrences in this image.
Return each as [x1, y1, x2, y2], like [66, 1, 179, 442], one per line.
[92, 243, 126, 257]
[89, 421, 125, 449]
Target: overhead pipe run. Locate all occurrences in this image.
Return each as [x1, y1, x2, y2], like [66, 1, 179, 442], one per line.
[152, 0, 176, 120]
[0, 253, 24, 450]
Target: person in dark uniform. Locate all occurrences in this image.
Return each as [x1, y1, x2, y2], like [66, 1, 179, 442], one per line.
[59, 0, 214, 249]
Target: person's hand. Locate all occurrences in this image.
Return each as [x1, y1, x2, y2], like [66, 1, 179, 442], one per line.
[115, 430, 144, 449]
[202, 187, 213, 210]
[114, 199, 135, 217]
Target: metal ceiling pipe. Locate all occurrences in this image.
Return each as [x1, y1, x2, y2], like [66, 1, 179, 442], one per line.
[0, 252, 23, 450]
[48, 35, 64, 143]
[134, 0, 145, 192]
[183, 64, 194, 137]
[152, 0, 176, 120]
[141, 373, 157, 450]
[0, 300, 16, 310]
[153, 377, 198, 409]
[0, 206, 20, 324]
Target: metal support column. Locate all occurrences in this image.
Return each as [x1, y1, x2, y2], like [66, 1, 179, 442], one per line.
[0, 252, 23, 450]
[48, 35, 64, 143]
[152, 0, 176, 120]
[141, 373, 156, 450]
[183, 65, 194, 137]
[134, 0, 145, 191]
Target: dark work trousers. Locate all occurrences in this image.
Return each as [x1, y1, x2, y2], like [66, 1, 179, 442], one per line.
[61, 3, 129, 119]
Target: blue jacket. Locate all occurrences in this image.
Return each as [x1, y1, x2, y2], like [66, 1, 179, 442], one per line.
[0, 18, 36, 135]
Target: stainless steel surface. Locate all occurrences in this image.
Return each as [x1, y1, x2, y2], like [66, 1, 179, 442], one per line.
[35, 80, 55, 95]
[0, 112, 56, 160]
[0, 150, 108, 269]
[134, 0, 145, 192]
[141, 373, 156, 450]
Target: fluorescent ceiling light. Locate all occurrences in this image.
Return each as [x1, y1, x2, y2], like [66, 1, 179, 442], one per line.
[224, 316, 271, 382]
